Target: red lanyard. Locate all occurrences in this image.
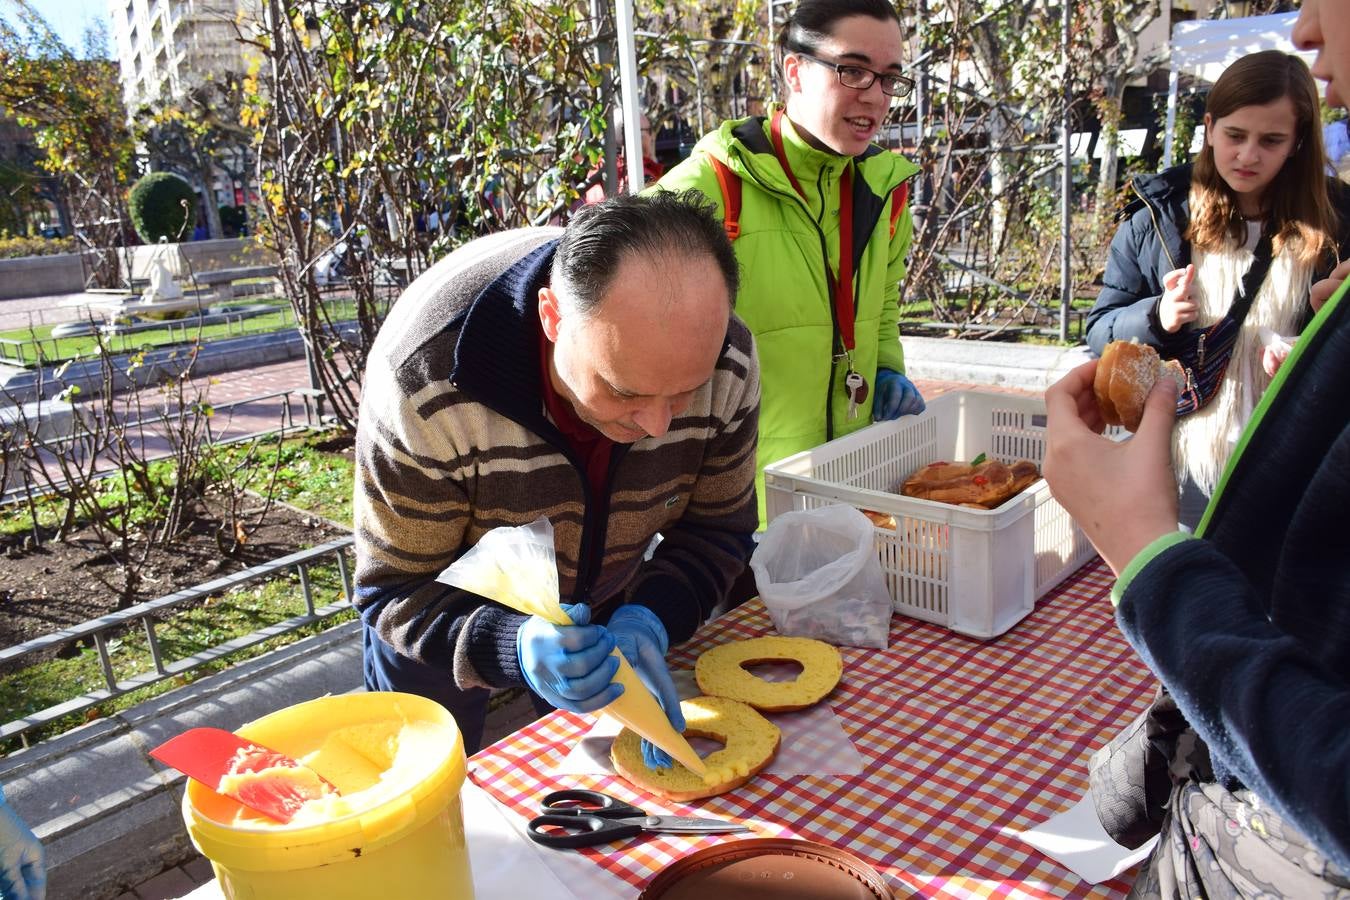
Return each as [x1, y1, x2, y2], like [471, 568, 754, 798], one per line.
[770, 110, 856, 355]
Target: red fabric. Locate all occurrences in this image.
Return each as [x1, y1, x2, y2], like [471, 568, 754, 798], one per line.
[835, 166, 855, 352]
[539, 325, 613, 502]
[889, 182, 909, 238]
[710, 156, 742, 242]
[584, 156, 666, 204]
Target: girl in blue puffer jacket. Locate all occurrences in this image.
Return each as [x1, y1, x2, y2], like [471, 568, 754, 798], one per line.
[1087, 50, 1350, 528]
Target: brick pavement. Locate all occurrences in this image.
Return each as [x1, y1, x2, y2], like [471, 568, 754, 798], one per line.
[195, 358, 318, 443]
[107, 357, 320, 450]
[114, 858, 215, 900]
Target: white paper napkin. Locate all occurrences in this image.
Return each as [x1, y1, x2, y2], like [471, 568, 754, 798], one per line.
[1016, 793, 1158, 885]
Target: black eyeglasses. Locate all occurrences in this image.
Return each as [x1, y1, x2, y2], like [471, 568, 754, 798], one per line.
[791, 48, 914, 99]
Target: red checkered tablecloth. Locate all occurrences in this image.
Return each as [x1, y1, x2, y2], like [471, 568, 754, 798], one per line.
[468, 558, 1157, 898]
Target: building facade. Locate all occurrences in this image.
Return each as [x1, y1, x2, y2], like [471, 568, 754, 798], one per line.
[108, 0, 258, 110]
[108, 0, 259, 232]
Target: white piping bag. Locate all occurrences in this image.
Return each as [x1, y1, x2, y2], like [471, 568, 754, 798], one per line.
[436, 517, 707, 776]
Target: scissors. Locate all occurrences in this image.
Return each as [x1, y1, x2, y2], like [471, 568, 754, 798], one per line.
[525, 789, 750, 849]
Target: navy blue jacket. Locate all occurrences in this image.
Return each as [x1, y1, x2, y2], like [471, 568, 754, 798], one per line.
[1086, 164, 1350, 357]
[1113, 278, 1350, 874]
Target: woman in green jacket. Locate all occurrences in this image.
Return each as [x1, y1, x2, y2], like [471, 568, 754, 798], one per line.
[656, 0, 923, 525]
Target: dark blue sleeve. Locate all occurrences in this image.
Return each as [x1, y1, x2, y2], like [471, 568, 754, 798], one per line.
[1086, 214, 1169, 357]
[627, 525, 755, 644]
[356, 580, 527, 688]
[1116, 539, 1350, 874]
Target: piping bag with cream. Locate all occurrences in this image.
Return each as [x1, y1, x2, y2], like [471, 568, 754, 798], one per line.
[436, 517, 707, 778]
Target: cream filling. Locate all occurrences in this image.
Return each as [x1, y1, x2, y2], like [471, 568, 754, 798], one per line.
[223, 717, 452, 828]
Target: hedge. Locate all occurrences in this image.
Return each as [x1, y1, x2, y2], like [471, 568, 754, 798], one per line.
[129, 172, 198, 244]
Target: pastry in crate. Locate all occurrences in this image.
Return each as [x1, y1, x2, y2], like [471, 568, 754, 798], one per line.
[899, 456, 1039, 509]
[859, 508, 897, 530]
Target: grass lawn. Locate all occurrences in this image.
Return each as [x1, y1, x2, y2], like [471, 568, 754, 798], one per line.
[2, 457, 195, 539]
[900, 293, 1098, 346]
[211, 432, 356, 527]
[0, 431, 356, 540]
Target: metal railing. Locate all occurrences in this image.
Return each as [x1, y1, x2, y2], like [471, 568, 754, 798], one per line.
[1, 386, 326, 506]
[0, 534, 356, 747]
[0, 302, 294, 368]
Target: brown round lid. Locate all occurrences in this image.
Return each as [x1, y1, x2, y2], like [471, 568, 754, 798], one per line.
[639, 837, 894, 899]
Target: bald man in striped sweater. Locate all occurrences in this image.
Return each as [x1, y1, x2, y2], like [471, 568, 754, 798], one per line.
[355, 191, 760, 755]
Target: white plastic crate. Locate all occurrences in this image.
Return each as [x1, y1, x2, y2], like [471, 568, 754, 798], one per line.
[762, 390, 1100, 639]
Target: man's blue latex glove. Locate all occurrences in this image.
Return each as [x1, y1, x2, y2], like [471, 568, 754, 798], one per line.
[517, 603, 622, 714]
[0, 788, 45, 900]
[606, 605, 685, 770]
[873, 368, 925, 420]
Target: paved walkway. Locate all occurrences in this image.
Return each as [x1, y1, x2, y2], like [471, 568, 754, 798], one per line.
[109, 356, 318, 446]
[195, 357, 318, 442]
[0, 291, 107, 333]
[8, 355, 320, 498]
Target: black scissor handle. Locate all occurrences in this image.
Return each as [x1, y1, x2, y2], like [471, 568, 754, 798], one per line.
[539, 789, 644, 819]
[526, 813, 644, 848]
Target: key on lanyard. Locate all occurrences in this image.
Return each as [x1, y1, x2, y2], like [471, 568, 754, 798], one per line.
[845, 370, 868, 421]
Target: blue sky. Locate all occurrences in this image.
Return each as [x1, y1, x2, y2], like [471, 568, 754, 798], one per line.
[3, 0, 116, 56]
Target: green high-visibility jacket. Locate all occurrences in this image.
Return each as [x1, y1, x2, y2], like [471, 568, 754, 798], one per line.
[654, 108, 919, 524]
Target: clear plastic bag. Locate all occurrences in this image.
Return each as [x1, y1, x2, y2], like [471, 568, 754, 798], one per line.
[750, 505, 892, 649]
[434, 516, 567, 624]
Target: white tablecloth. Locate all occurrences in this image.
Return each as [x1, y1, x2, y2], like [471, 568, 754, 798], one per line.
[178, 782, 630, 899]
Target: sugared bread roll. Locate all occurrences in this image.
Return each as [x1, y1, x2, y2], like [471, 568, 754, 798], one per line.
[1093, 340, 1186, 432]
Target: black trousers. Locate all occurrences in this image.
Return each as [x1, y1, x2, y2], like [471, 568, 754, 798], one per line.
[361, 624, 553, 756]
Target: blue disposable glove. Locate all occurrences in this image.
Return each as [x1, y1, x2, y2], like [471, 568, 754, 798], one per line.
[0, 788, 45, 900]
[606, 605, 685, 770]
[517, 603, 622, 714]
[872, 368, 925, 420]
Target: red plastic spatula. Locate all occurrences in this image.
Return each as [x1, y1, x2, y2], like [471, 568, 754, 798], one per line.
[150, 726, 338, 823]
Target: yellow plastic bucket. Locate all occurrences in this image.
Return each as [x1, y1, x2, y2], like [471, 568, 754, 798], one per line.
[182, 692, 474, 899]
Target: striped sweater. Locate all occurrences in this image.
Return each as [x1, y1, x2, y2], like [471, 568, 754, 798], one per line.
[353, 228, 760, 691]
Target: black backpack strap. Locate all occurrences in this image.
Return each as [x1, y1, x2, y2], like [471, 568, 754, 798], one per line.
[1228, 230, 1275, 325]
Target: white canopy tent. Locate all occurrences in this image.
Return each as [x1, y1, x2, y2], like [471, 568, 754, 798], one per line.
[1161, 12, 1316, 166]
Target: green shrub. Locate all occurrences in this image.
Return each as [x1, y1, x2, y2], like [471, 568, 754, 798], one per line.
[128, 171, 198, 243]
[0, 235, 77, 259]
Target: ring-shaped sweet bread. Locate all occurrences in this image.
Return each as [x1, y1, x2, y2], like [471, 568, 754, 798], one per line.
[610, 695, 780, 801]
[695, 636, 842, 713]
